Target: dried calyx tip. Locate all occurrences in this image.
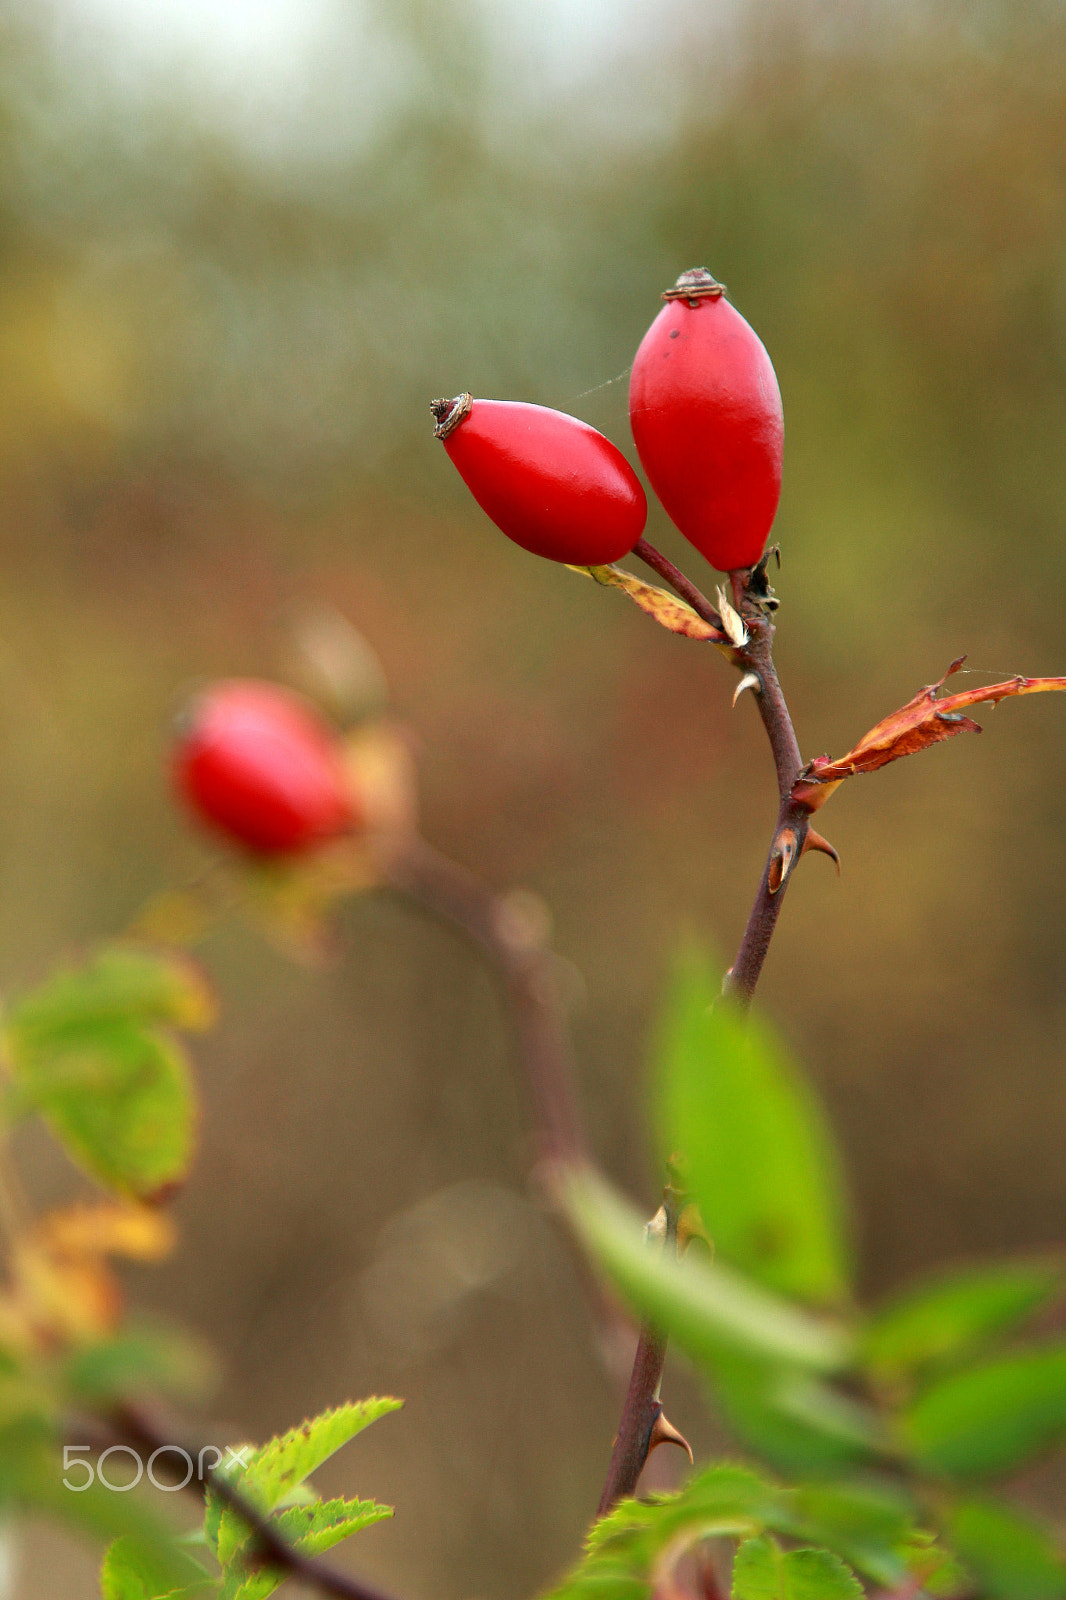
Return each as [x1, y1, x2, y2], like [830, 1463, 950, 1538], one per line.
[662, 267, 726, 305]
[430, 392, 472, 440]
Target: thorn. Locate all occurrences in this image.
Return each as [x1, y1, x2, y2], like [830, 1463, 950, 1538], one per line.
[767, 827, 798, 894]
[648, 1411, 694, 1464]
[801, 828, 841, 874]
[732, 671, 761, 707]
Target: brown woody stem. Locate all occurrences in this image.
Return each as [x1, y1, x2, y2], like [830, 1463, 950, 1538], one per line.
[597, 552, 808, 1513]
[632, 537, 723, 629]
[724, 603, 809, 1007]
[596, 1190, 680, 1516]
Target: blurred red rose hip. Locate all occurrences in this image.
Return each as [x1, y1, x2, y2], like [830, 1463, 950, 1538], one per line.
[629, 268, 783, 572]
[431, 393, 646, 566]
[173, 680, 357, 855]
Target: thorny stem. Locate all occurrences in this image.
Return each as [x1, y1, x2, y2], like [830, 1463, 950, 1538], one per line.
[105, 1404, 404, 1600]
[599, 547, 810, 1512]
[596, 1189, 681, 1516]
[724, 607, 810, 1008]
[374, 833, 587, 1167]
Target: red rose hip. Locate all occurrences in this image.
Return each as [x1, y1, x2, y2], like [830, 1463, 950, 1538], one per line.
[431, 393, 646, 566]
[173, 680, 358, 855]
[629, 268, 783, 572]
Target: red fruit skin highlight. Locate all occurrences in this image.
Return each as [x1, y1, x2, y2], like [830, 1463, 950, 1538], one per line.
[173, 680, 357, 855]
[629, 282, 783, 572]
[434, 395, 646, 566]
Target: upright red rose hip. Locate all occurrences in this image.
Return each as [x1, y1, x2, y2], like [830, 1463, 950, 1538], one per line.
[629, 268, 783, 572]
[431, 393, 646, 566]
[172, 680, 358, 856]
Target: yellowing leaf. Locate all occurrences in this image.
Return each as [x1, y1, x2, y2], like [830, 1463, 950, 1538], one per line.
[571, 563, 728, 645]
[37, 1202, 176, 1264]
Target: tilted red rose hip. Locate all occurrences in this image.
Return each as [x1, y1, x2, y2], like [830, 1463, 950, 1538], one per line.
[431, 393, 646, 566]
[172, 680, 359, 855]
[629, 267, 783, 573]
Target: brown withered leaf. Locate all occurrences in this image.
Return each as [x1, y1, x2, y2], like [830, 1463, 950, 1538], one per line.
[569, 563, 728, 646]
[792, 658, 1066, 814]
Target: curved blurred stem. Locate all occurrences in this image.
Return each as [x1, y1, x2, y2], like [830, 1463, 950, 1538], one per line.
[374, 833, 587, 1170]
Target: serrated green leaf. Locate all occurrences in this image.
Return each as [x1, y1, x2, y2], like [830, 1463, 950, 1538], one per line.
[782, 1480, 915, 1588]
[655, 952, 851, 1306]
[545, 1464, 782, 1600]
[591, 1462, 779, 1554]
[273, 1494, 393, 1554]
[864, 1259, 1064, 1380]
[562, 1167, 854, 1374]
[902, 1341, 1066, 1477]
[100, 1535, 214, 1600]
[212, 1399, 401, 1566]
[6, 1020, 196, 1199]
[6, 945, 213, 1046]
[218, 1567, 277, 1600]
[947, 1496, 1066, 1600]
[211, 1498, 394, 1600]
[731, 1535, 863, 1600]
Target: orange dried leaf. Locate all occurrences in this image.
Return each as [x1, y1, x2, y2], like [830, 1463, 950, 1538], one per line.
[570, 563, 728, 645]
[793, 659, 1066, 813]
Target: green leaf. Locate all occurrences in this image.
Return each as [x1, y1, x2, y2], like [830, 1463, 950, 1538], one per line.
[655, 951, 851, 1306]
[0, 1418, 198, 1589]
[60, 1322, 217, 1406]
[5, 945, 213, 1046]
[100, 1535, 214, 1600]
[902, 1341, 1066, 1477]
[211, 1399, 401, 1566]
[708, 1350, 883, 1477]
[783, 1480, 921, 1589]
[213, 1496, 395, 1600]
[6, 1020, 197, 1199]
[562, 1167, 854, 1374]
[545, 1464, 782, 1600]
[273, 1494, 393, 1554]
[731, 1535, 863, 1600]
[947, 1496, 1066, 1600]
[864, 1258, 1064, 1380]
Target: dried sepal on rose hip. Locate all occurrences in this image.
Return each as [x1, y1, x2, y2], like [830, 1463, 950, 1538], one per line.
[431, 393, 647, 566]
[629, 267, 783, 573]
[173, 679, 360, 856]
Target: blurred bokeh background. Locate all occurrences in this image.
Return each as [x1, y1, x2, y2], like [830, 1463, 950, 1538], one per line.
[2, 0, 1064, 1592]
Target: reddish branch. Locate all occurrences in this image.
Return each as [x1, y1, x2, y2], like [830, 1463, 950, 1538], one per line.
[597, 546, 810, 1513]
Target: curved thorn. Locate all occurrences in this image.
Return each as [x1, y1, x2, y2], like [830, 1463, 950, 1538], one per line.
[801, 827, 841, 874]
[648, 1411, 694, 1464]
[732, 671, 761, 708]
